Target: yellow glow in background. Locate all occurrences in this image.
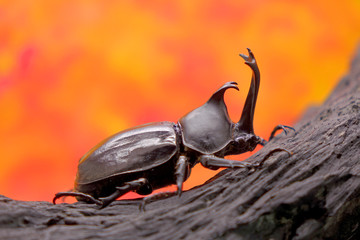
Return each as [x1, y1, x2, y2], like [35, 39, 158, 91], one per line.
[0, 0, 359, 201]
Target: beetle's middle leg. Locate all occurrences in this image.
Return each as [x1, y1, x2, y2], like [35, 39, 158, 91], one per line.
[175, 155, 188, 196]
[199, 155, 256, 170]
[99, 178, 150, 208]
[140, 155, 189, 211]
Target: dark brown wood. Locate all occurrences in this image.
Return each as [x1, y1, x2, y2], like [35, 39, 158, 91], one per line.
[1, 46, 359, 240]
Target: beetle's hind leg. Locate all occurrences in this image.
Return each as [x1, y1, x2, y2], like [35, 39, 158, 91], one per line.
[99, 178, 150, 208]
[53, 191, 102, 205]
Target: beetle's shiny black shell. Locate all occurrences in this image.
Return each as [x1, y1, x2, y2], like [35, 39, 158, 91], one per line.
[76, 122, 178, 185]
[179, 103, 232, 154]
[179, 82, 236, 154]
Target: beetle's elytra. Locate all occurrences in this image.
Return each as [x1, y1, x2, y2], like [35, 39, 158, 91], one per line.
[53, 49, 294, 209]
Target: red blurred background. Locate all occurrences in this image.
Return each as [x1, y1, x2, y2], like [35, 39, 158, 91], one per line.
[0, 1, 359, 202]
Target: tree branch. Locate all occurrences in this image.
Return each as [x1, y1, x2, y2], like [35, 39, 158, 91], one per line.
[1, 46, 359, 240]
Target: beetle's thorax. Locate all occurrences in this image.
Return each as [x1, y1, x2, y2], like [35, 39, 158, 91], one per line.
[178, 82, 239, 155]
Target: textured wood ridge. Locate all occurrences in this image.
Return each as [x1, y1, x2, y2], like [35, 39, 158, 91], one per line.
[1, 47, 359, 240]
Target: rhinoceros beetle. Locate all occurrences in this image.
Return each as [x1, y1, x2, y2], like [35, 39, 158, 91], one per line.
[53, 48, 294, 209]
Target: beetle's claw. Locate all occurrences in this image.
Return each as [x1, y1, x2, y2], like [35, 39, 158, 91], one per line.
[98, 197, 115, 209]
[247, 165, 257, 173]
[269, 125, 295, 142]
[283, 125, 295, 135]
[139, 200, 147, 212]
[176, 188, 183, 197]
[246, 161, 262, 173]
[52, 191, 103, 206]
[97, 198, 107, 209]
[53, 194, 60, 204]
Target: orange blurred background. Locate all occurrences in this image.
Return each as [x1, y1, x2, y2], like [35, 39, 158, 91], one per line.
[0, 0, 359, 202]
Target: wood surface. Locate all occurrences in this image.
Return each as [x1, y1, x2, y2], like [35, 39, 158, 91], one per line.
[1, 47, 359, 240]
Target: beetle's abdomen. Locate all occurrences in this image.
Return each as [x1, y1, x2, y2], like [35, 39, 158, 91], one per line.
[76, 122, 178, 184]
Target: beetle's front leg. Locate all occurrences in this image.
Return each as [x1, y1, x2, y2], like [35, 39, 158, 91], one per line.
[199, 155, 256, 170]
[260, 125, 295, 146]
[269, 125, 295, 141]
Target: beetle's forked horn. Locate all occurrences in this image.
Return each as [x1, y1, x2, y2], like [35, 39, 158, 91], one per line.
[237, 48, 260, 134]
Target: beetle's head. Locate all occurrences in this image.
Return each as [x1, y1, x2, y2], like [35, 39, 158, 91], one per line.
[222, 48, 262, 156]
[179, 49, 261, 156]
[219, 128, 261, 156]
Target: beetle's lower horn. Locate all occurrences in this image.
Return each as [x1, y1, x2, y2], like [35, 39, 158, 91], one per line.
[237, 48, 260, 134]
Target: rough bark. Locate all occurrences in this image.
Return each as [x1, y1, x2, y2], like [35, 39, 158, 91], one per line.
[1, 47, 359, 240]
